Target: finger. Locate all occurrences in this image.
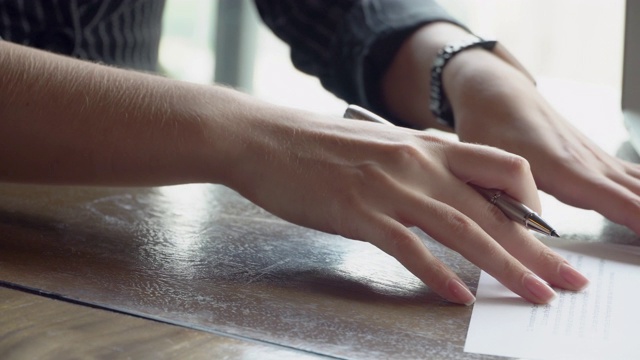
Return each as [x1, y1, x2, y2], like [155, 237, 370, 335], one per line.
[395, 190, 559, 304]
[622, 161, 640, 179]
[427, 179, 590, 292]
[579, 177, 640, 234]
[609, 162, 640, 196]
[356, 210, 477, 305]
[544, 160, 640, 235]
[442, 141, 541, 213]
[584, 152, 640, 196]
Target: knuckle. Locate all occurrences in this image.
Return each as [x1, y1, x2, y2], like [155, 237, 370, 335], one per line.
[447, 212, 478, 236]
[503, 154, 532, 177]
[386, 141, 424, 166]
[499, 258, 524, 280]
[533, 246, 563, 266]
[388, 231, 416, 257]
[333, 185, 362, 211]
[380, 140, 442, 173]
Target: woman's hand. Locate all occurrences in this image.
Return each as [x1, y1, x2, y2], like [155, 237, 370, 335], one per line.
[0, 40, 589, 306]
[446, 50, 640, 236]
[225, 106, 589, 305]
[380, 22, 640, 237]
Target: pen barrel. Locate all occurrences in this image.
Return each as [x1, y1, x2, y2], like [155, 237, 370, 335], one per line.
[495, 193, 533, 223]
[344, 105, 395, 126]
[472, 185, 555, 236]
[472, 186, 532, 222]
[494, 194, 556, 235]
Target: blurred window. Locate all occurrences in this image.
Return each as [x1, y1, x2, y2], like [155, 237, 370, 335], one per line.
[159, 0, 625, 114]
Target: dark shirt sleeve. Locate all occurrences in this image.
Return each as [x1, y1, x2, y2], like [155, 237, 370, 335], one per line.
[254, 0, 466, 123]
[0, 0, 165, 72]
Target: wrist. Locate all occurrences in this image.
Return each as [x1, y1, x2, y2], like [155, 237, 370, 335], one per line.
[440, 48, 551, 147]
[436, 40, 536, 129]
[191, 86, 279, 189]
[430, 38, 498, 128]
[381, 22, 473, 130]
[443, 48, 537, 118]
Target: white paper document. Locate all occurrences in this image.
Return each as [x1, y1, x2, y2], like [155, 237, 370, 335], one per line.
[464, 240, 640, 360]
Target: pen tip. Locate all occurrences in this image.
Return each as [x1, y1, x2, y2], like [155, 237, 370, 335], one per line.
[551, 230, 560, 238]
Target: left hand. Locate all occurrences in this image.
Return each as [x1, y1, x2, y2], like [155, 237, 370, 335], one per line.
[448, 50, 640, 235]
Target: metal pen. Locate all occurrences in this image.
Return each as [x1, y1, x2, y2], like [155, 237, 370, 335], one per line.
[344, 104, 560, 237]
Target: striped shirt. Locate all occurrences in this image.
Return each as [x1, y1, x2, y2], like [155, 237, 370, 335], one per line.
[254, 0, 462, 122]
[0, 0, 461, 115]
[0, 0, 165, 72]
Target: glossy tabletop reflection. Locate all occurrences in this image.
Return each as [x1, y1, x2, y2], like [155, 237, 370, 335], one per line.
[1, 80, 639, 359]
[0, 286, 326, 360]
[0, 184, 479, 359]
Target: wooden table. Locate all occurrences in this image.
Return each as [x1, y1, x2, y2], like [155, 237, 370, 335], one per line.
[1, 80, 638, 359]
[0, 184, 479, 359]
[0, 285, 323, 359]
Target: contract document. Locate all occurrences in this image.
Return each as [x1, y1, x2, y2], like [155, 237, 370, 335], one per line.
[465, 239, 640, 359]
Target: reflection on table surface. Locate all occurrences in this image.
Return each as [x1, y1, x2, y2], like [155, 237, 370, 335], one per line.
[1, 80, 639, 359]
[0, 183, 479, 359]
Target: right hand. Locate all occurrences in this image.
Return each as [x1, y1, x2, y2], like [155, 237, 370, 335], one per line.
[224, 106, 589, 305]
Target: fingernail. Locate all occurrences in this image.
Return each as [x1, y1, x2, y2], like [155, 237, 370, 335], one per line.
[523, 274, 557, 303]
[559, 263, 590, 290]
[447, 279, 476, 306]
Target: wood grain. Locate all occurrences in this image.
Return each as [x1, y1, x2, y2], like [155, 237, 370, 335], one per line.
[1, 165, 637, 359]
[0, 184, 482, 359]
[0, 286, 326, 360]
[1, 81, 637, 360]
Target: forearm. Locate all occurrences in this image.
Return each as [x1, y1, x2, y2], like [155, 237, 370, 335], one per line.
[0, 41, 250, 186]
[0, 42, 590, 305]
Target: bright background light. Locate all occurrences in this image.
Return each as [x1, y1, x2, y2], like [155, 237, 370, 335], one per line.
[159, 0, 625, 115]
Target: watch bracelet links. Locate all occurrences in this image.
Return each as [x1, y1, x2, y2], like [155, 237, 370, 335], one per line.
[430, 37, 497, 128]
[429, 36, 536, 128]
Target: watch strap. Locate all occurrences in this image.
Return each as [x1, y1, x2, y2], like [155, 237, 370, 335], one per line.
[430, 37, 498, 128]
